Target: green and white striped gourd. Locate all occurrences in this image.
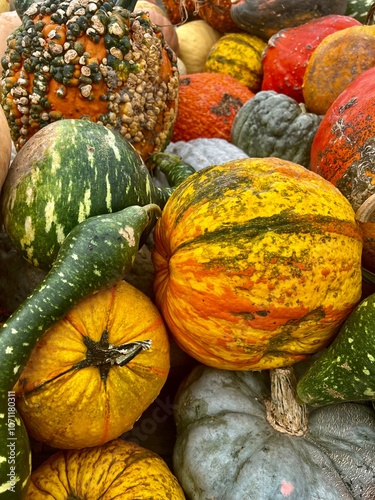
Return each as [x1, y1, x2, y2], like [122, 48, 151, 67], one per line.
[1, 119, 195, 270]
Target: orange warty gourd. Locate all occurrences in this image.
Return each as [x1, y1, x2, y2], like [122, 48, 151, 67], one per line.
[26, 439, 186, 499]
[171, 72, 254, 142]
[1, 0, 179, 161]
[13, 280, 170, 449]
[152, 157, 363, 370]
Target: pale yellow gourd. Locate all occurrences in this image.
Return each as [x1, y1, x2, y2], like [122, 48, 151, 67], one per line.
[176, 19, 221, 73]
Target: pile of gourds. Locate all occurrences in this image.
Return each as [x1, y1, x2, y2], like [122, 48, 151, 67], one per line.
[1, 0, 375, 498]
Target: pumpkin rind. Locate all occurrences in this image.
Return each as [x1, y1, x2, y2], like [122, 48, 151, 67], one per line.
[26, 439, 185, 499]
[1, 0, 179, 161]
[205, 32, 266, 92]
[152, 157, 363, 370]
[173, 364, 375, 499]
[302, 25, 375, 115]
[261, 15, 361, 103]
[231, 90, 322, 168]
[171, 72, 254, 142]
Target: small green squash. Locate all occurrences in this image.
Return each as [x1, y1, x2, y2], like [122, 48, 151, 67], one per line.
[173, 364, 375, 499]
[1, 119, 194, 270]
[231, 90, 322, 169]
[297, 292, 375, 406]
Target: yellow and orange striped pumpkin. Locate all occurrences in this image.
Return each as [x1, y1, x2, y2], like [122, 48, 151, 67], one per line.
[152, 157, 363, 370]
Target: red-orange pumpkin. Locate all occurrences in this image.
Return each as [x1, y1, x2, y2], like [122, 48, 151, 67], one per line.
[261, 15, 361, 103]
[171, 72, 254, 142]
[310, 66, 375, 272]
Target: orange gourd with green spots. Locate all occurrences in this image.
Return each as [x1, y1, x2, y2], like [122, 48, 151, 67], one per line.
[152, 157, 363, 370]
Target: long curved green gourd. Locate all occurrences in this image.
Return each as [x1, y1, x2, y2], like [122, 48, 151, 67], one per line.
[0, 203, 161, 498]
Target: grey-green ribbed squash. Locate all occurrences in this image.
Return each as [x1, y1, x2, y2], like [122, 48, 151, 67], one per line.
[230, 90, 322, 169]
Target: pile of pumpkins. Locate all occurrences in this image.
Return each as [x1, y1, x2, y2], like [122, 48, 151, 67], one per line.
[0, 0, 375, 498]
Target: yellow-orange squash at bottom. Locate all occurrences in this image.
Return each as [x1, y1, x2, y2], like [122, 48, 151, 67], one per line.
[14, 280, 170, 449]
[152, 157, 363, 370]
[25, 439, 185, 499]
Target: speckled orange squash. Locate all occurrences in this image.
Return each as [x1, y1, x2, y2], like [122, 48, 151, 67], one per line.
[302, 24, 375, 115]
[310, 66, 375, 272]
[13, 280, 170, 449]
[1, 0, 179, 161]
[26, 439, 186, 499]
[171, 72, 254, 142]
[152, 157, 363, 370]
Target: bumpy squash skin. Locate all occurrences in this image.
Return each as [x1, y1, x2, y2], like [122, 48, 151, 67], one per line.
[230, 0, 348, 40]
[303, 25, 375, 115]
[1, 0, 179, 160]
[171, 72, 254, 142]
[231, 90, 322, 168]
[261, 15, 361, 103]
[152, 158, 363, 370]
[297, 294, 375, 406]
[173, 365, 375, 499]
[26, 439, 185, 499]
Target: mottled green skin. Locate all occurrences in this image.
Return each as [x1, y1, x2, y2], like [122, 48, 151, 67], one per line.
[1, 120, 194, 270]
[297, 293, 375, 406]
[231, 91, 322, 169]
[346, 0, 374, 22]
[0, 203, 159, 499]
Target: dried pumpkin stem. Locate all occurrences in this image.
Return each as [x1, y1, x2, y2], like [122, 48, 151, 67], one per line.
[265, 366, 308, 436]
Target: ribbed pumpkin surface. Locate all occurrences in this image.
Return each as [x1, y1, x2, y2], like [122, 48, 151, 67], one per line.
[205, 32, 266, 91]
[13, 280, 170, 449]
[152, 157, 363, 370]
[26, 439, 185, 499]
